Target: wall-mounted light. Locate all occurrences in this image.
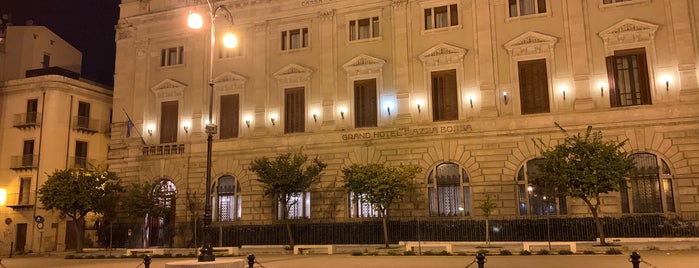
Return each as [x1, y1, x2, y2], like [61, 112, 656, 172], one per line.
[467, 94, 475, 109]
[339, 107, 346, 120]
[146, 124, 155, 136]
[270, 115, 276, 126]
[182, 121, 191, 133]
[660, 75, 672, 92]
[311, 110, 319, 123]
[384, 101, 394, 116]
[0, 188, 6, 206]
[245, 120, 251, 128]
[597, 81, 607, 97]
[560, 86, 567, 101]
[503, 92, 509, 105]
[415, 99, 424, 113]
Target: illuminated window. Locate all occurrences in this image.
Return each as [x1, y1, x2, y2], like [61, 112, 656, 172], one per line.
[516, 159, 567, 216]
[621, 153, 675, 213]
[278, 192, 311, 219]
[215, 175, 242, 221]
[349, 192, 379, 218]
[428, 163, 471, 217]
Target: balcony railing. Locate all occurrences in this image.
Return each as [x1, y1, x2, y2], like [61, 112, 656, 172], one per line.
[10, 155, 38, 170]
[13, 112, 42, 128]
[72, 116, 101, 133]
[142, 144, 186, 156]
[70, 156, 99, 168]
[4, 192, 35, 209]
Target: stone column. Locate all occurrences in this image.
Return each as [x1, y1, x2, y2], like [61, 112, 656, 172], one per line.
[565, 0, 594, 111]
[669, 0, 699, 101]
[474, 0, 498, 117]
[392, 0, 412, 124]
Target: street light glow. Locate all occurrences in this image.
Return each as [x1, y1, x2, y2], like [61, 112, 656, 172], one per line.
[222, 33, 238, 48]
[187, 11, 204, 29]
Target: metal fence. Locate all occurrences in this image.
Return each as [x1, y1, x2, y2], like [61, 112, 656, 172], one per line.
[99, 213, 698, 248]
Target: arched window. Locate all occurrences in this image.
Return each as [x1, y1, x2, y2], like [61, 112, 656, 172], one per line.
[146, 179, 176, 247]
[349, 192, 379, 218]
[277, 192, 311, 220]
[621, 153, 675, 213]
[427, 162, 471, 216]
[215, 175, 241, 221]
[516, 159, 567, 216]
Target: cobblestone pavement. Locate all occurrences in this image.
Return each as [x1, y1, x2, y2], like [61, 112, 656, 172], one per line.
[1, 251, 698, 268]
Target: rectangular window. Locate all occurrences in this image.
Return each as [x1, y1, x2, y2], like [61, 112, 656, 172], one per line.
[19, 178, 31, 205]
[22, 140, 35, 167]
[278, 192, 310, 220]
[349, 17, 380, 41]
[160, 101, 178, 143]
[349, 193, 379, 218]
[75, 141, 88, 168]
[43, 53, 50, 68]
[219, 94, 240, 139]
[424, 4, 459, 30]
[26, 99, 38, 124]
[160, 46, 184, 66]
[281, 28, 309, 51]
[77, 101, 90, 129]
[518, 59, 550, 114]
[354, 79, 377, 128]
[431, 69, 459, 121]
[284, 87, 305, 133]
[603, 0, 633, 4]
[606, 48, 651, 107]
[509, 0, 547, 17]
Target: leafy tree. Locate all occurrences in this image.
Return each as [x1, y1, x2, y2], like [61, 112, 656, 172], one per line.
[119, 181, 176, 247]
[39, 167, 121, 253]
[477, 195, 497, 245]
[249, 151, 327, 248]
[532, 124, 634, 245]
[341, 163, 421, 248]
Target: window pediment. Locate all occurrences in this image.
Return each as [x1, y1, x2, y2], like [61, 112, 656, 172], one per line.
[504, 32, 558, 59]
[273, 64, 313, 85]
[419, 43, 467, 67]
[598, 19, 658, 49]
[343, 54, 386, 77]
[213, 72, 247, 92]
[151, 79, 185, 99]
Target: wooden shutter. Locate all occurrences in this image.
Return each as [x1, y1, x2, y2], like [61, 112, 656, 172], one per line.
[160, 101, 178, 143]
[431, 70, 459, 121]
[606, 55, 620, 107]
[284, 87, 305, 133]
[219, 94, 240, 139]
[354, 79, 377, 128]
[518, 59, 550, 114]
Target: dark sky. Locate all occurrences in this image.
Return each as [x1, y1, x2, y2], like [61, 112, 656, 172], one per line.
[0, 0, 120, 86]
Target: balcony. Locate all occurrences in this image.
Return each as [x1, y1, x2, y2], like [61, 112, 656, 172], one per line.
[142, 143, 186, 156]
[10, 155, 38, 170]
[70, 156, 100, 169]
[73, 116, 101, 134]
[13, 112, 42, 129]
[4, 192, 35, 209]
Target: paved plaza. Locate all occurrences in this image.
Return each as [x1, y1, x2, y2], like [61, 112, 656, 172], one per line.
[1, 251, 698, 268]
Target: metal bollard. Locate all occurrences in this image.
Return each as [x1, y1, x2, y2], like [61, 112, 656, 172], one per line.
[629, 252, 641, 268]
[247, 254, 256, 268]
[143, 255, 152, 268]
[476, 253, 486, 268]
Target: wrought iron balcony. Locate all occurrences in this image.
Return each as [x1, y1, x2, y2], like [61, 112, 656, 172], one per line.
[10, 155, 38, 170]
[12, 112, 41, 129]
[4, 192, 35, 209]
[142, 143, 186, 156]
[72, 116, 101, 133]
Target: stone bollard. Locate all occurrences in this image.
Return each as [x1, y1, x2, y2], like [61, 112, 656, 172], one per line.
[629, 251, 641, 268]
[143, 255, 152, 268]
[476, 253, 486, 268]
[247, 254, 256, 268]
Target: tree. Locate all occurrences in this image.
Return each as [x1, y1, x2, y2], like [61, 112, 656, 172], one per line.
[249, 151, 327, 248]
[532, 124, 634, 245]
[119, 181, 176, 247]
[341, 163, 421, 248]
[477, 195, 497, 245]
[39, 167, 121, 253]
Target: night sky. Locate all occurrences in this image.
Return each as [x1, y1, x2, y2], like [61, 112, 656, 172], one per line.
[0, 0, 120, 87]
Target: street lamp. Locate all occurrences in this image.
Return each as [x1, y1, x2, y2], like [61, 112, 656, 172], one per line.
[187, 0, 237, 262]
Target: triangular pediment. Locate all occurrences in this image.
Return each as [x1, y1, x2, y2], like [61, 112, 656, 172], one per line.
[419, 43, 467, 66]
[598, 19, 658, 47]
[273, 64, 313, 84]
[213, 72, 247, 92]
[151, 79, 186, 99]
[343, 54, 386, 76]
[504, 32, 558, 51]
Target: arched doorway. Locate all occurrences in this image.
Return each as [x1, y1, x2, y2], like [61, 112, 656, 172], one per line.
[145, 179, 176, 247]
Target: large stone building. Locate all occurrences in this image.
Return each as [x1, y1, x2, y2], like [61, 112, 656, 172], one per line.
[0, 25, 113, 253]
[110, 0, 699, 247]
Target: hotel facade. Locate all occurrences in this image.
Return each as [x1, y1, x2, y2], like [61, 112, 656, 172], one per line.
[110, 0, 699, 247]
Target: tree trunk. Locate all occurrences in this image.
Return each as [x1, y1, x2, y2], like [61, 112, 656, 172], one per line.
[381, 216, 389, 248]
[283, 201, 295, 248]
[584, 198, 607, 246]
[75, 217, 85, 253]
[485, 218, 490, 245]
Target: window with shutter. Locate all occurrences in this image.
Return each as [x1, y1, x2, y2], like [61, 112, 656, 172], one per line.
[518, 59, 550, 114]
[219, 94, 240, 139]
[431, 70, 459, 121]
[160, 101, 178, 143]
[354, 79, 378, 128]
[284, 87, 305, 133]
[605, 48, 651, 107]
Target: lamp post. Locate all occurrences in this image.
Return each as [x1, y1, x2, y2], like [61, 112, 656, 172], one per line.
[187, 0, 238, 262]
